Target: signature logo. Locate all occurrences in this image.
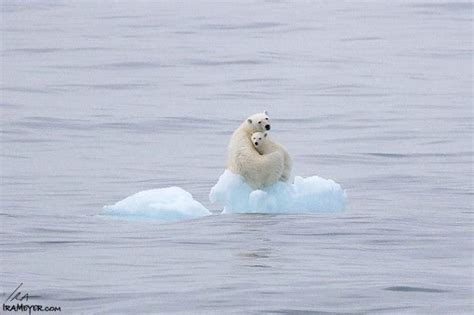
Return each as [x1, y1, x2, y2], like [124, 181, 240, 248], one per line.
[5, 283, 29, 303]
[3, 283, 61, 314]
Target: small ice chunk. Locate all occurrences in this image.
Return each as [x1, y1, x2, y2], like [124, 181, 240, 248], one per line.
[102, 187, 211, 222]
[209, 170, 346, 214]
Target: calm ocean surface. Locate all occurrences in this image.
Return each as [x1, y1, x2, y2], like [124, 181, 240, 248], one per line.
[1, 1, 472, 314]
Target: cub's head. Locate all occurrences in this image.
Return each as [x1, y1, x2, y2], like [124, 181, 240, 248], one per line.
[251, 132, 268, 148]
[246, 111, 271, 132]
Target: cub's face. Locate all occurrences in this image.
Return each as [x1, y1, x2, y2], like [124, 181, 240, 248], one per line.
[247, 111, 271, 132]
[251, 132, 268, 148]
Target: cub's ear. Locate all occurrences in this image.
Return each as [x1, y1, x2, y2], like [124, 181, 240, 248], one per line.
[247, 119, 252, 124]
[264, 133, 267, 137]
[264, 110, 268, 115]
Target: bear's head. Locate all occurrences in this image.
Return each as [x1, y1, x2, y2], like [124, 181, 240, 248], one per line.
[251, 132, 268, 148]
[247, 111, 271, 132]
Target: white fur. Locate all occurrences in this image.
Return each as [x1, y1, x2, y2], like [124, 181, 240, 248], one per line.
[227, 112, 284, 189]
[251, 131, 292, 183]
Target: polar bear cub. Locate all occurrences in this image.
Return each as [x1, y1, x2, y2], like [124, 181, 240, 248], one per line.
[251, 132, 292, 182]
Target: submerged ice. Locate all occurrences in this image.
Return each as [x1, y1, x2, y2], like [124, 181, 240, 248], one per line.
[101, 187, 211, 222]
[210, 170, 346, 214]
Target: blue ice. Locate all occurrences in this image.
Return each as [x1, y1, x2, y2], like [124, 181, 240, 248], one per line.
[102, 171, 346, 222]
[101, 187, 211, 222]
[210, 170, 346, 214]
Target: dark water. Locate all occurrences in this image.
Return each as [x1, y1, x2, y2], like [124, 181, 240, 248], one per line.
[1, 1, 472, 314]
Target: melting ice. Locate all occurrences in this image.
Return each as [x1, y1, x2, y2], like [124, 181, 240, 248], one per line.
[210, 170, 346, 214]
[102, 170, 346, 222]
[101, 187, 211, 222]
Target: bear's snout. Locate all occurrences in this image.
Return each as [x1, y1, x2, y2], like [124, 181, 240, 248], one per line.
[254, 142, 258, 146]
[265, 125, 271, 131]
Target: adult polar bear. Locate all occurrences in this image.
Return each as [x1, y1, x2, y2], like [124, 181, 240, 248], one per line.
[227, 112, 284, 189]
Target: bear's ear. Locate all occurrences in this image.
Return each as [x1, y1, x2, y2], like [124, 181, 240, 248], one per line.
[264, 133, 267, 137]
[264, 110, 268, 115]
[247, 118, 252, 124]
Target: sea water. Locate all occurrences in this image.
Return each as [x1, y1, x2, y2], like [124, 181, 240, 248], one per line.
[1, 1, 472, 313]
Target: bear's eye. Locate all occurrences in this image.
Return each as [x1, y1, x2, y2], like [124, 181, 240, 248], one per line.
[258, 121, 261, 124]
[266, 118, 268, 120]
[259, 138, 261, 140]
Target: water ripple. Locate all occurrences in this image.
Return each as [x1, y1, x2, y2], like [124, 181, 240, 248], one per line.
[384, 286, 449, 293]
